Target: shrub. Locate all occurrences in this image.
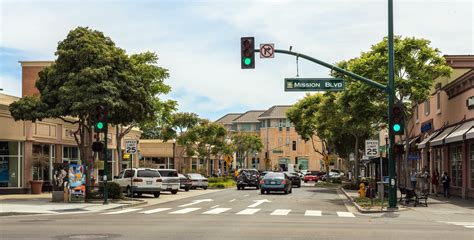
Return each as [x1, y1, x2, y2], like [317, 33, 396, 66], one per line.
[99, 182, 123, 199]
[216, 183, 225, 188]
[330, 178, 342, 184]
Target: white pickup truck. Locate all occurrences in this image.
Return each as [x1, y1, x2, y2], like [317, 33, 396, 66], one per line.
[114, 168, 162, 198]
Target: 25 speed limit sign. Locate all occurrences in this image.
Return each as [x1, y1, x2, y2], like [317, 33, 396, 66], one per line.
[125, 140, 138, 154]
[365, 140, 379, 157]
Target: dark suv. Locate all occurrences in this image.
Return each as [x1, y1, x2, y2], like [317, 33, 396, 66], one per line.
[236, 169, 260, 190]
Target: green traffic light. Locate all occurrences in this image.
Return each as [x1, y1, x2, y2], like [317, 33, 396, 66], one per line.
[96, 122, 104, 130]
[244, 58, 252, 65]
[393, 124, 401, 132]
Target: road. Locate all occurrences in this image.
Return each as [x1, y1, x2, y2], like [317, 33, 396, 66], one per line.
[1, 183, 472, 240]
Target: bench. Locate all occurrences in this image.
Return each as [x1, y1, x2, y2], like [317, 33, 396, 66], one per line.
[404, 188, 428, 207]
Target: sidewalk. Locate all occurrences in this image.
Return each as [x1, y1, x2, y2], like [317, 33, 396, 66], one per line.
[0, 193, 141, 216]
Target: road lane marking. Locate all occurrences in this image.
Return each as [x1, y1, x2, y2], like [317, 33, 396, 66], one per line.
[441, 222, 474, 228]
[337, 211, 355, 217]
[244, 194, 249, 197]
[102, 208, 142, 215]
[202, 208, 231, 215]
[229, 199, 236, 202]
[169, 208, 201, 214]
[210, 205, 219, 208]
[236, 208, 261, 215]
[304, 210, 322, 216]
[270, 209, 291, 216]
[248, 199, 271, 208]
[140, 208, 171, 214]
[179, 199, 213, 207]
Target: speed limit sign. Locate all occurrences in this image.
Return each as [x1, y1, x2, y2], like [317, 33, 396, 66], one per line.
[125, 139, 138, 154]
[365, 140, 379, 157]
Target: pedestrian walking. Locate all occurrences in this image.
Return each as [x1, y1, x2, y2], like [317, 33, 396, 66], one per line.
[431, 169, 439, 196]
[420, 166, 430, 191]
[410, 169, 417, 190]
[441, 171, 451, 198]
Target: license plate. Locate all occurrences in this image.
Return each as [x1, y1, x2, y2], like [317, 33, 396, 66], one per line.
[270, 181, 276, 185]
[146, 181, 152, 185]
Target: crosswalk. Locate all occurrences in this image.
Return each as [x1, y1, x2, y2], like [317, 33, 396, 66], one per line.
[439, 221, 474, 229]
[101, 207, 356, 218]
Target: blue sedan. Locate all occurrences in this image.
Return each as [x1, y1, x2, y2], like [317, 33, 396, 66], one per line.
[260, 172, 292, 194]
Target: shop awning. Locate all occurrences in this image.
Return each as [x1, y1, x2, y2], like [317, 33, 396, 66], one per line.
[467, 127, 474, 140]
[445, 120, 474, 144]
[417, 131, 440, 149]
[430, 125, 458, 147]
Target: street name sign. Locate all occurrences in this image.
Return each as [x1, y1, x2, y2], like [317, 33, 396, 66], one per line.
[125, 139, 138, 154]
[365, 140, 379, 157]
[284, 78, 344, 92]
[260, 43, 275, 58]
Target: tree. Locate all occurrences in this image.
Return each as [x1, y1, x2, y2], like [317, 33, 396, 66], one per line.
[9, 27, 173, 194]
[333, 36, 451, 185]
[231, 133, 263, 169]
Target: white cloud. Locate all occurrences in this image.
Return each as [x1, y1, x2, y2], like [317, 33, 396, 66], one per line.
[0, 0, 472, 119]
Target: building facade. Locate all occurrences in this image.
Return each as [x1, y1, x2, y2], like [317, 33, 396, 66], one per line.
[0, 61, 140, 194]
[404, 55, 474, 199]
[216, 106, 324, 172]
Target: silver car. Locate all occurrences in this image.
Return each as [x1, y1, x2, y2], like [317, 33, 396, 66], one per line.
[186, 173, 208, 190]
[156, 169, 180, 194]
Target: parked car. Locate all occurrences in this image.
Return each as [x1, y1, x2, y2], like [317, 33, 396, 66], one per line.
[303, 173, 319, 183]
[114, 168, 162, 198]
[186, 173, 208, 190]
[283, 171, 301, 188]
[236, 169, 260, 190]
[258, 171, 272, 180]
[156, 169, 180, 194]
[178, 173, 192, 191]
[260, 172, 292, 194]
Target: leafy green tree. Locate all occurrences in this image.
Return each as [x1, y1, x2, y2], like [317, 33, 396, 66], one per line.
[9, 27, 173, 190]
[231, 133, 263, 169]
[333, 36, 451, 185]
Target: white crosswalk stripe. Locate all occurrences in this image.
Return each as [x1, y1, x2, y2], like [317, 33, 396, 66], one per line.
[441, 222, 474, 229]
[169, 208, 201, 214]
[102, 208, 142, 215]
[270, 209, 291, 216]
[304, 210, 322, 216]
[236, 208, 261, 215]
[202, 208, 231, 215]
[337, 211, 355, 217]
[140, 208, 171, 214]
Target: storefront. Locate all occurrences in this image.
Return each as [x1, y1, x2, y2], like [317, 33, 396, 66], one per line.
[0, 141, 23, 188]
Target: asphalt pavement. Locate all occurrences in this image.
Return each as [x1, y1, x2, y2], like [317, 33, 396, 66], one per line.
[1, 183, 472, 240]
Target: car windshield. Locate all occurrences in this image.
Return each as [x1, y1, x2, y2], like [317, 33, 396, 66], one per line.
[137, 169, 160, 178]
[158, 170, 178, 177]
[264, 173, 284, 179]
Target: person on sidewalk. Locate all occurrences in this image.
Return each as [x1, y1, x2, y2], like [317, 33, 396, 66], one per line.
[431, 169, 439, 196]
[441, 171, 451, 198]
[410, 169, 417, 190]
[420, 166, 430, 192]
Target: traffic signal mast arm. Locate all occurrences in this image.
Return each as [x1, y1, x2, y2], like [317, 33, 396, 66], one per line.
[254, 48, 387, 92]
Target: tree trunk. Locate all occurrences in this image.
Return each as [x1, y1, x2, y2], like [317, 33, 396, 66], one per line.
[354, 136, 359, 184]
[116, 126, 123, 171]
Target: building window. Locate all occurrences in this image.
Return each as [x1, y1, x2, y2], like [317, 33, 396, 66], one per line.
[63, 146, 80, 164]
[292, 141, 296, 151]
[192, 159, 197, 171]
[436, 92, 441, 112]
[470, 143, 474, 188]
[0, 141, 23, 188]
[424, 100, 430, 116]
[450, 145, 462, 187]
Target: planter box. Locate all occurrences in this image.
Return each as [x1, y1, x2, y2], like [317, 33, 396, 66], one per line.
[29, 180, 44, 194]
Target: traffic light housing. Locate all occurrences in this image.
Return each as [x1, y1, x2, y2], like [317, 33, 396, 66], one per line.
[94, 105, 108, 133]
[241, 37, 255, 69]
[390, 103, 404, 135]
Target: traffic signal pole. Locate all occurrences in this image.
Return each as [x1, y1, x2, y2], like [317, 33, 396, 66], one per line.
[103, 126, 109, 204]
[251, 0, 397, 209]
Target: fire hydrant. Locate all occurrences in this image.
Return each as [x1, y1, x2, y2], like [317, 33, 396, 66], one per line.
[358, 183, 366, 198]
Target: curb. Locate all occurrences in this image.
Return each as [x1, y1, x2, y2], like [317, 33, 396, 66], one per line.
[101, 198, 148, 211]
[340, 187, 398, 213]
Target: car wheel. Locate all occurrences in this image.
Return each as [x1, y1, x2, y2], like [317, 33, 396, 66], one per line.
[260, 189, 265, 194]
[284, 189, 289, 194]
[185, 187, 190, 192]
[304, 181, 307, 183]
[136, 193, 142, 197]
[154, 192, 160, 198]
[171, 189, 178, 194]
[203, 187, 208, 190]
[126, 186, 132, 197]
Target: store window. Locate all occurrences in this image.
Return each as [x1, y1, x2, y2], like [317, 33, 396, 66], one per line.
[434, 148, 443, 174]
[63, 146, 80, 164]
[32, 144, 53, 182]
[450, 145, 462, 187]
[192, 159, 197, 171]
[0, 141, 23, 187]
[436, 92, 441, 112]
[424, 100, 430, 116]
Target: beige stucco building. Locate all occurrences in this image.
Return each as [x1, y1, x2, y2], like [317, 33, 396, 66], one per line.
[0, 61, 140, 194]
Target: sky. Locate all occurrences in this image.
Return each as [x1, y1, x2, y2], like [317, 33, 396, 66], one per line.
[0, 0, 473, 121]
